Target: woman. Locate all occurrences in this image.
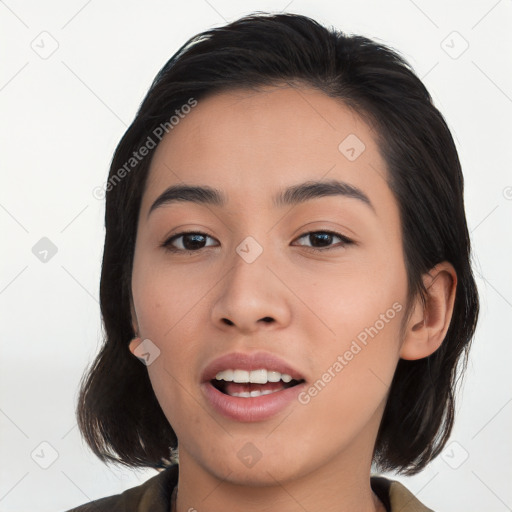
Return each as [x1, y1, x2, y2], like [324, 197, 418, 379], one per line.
[68, 12, 479, 512]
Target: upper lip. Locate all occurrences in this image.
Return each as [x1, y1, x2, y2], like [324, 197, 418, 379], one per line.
[201, 351, 306, 383]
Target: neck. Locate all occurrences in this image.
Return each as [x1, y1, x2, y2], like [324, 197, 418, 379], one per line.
[173, 435, 384, 512]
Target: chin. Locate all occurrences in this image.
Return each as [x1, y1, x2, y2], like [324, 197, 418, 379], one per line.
[215, 461, 301, 487]
[200, 443, 311, 487]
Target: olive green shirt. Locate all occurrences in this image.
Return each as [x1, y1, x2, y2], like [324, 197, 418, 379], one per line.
[66, 464, 434, 512]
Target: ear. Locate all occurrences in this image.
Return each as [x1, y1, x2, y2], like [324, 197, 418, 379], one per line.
[399, 261, 457, 360]
[128, 336, 142, 357]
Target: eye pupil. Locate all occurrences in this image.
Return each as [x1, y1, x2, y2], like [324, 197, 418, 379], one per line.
[183, 234, 206, 250]
[310, 232, 332, 247]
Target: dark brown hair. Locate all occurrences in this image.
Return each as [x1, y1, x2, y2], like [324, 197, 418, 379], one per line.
[76, 11, 479, 475]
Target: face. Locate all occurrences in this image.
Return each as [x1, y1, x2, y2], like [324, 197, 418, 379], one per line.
[130, 85, 410, 484]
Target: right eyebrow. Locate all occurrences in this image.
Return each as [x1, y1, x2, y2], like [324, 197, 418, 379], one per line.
[148, 184, 226, 218]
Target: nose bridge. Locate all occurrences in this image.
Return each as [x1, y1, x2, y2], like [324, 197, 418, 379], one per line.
[228, 232, 276, 300]
[210, 231, 291, 331]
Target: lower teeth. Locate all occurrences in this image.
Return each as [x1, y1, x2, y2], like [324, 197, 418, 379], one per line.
[229, 389, 280, 398]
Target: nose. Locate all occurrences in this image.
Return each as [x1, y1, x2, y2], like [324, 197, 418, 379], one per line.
[210, 242, 292, 334]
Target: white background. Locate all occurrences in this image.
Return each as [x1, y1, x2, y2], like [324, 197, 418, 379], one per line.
[1, 1, 511, 510]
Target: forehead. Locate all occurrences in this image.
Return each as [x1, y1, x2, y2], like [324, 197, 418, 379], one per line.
[140, 85, 392, 217]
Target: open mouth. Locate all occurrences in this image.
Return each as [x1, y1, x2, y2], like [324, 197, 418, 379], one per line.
[210, 377, 306, 398]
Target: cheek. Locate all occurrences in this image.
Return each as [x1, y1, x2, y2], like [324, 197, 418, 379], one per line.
[294, 256, 406, 423]
[131, 278, 204, 383]
[131, 251, 217, 410]
[131, 249, 214, 342]
[296, 252, 407, 345]
[295, 302, 405, 450]
[134, 287, 207, 434]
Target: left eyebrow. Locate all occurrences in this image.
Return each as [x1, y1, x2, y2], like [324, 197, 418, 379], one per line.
[273, 179, 375, 213]
[147, 179, 375, 218]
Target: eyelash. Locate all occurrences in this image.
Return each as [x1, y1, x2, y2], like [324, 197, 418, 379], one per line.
[161, 230, 354, 254]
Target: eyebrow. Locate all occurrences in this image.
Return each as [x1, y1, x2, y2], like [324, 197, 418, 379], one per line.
[147, 179, 375, 218]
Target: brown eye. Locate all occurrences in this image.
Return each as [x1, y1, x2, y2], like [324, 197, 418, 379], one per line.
[293, 231, 353, 251]
[162, 232, 218, 253]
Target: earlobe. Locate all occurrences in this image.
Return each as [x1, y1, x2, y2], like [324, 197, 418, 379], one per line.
[129, 337, 142, 356]
[399, 261, 457, 360]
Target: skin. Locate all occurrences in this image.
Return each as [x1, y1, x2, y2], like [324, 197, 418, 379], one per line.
[129, 85, 457, 512]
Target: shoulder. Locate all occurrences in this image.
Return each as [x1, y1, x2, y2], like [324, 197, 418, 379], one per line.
[64, 465, 178, 512]
[371, 475, 435, 512]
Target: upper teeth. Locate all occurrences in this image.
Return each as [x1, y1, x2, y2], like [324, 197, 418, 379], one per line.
[215, 369, 294, 384]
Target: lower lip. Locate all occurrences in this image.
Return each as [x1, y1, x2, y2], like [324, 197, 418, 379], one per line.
[201, 381, 307, 422]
